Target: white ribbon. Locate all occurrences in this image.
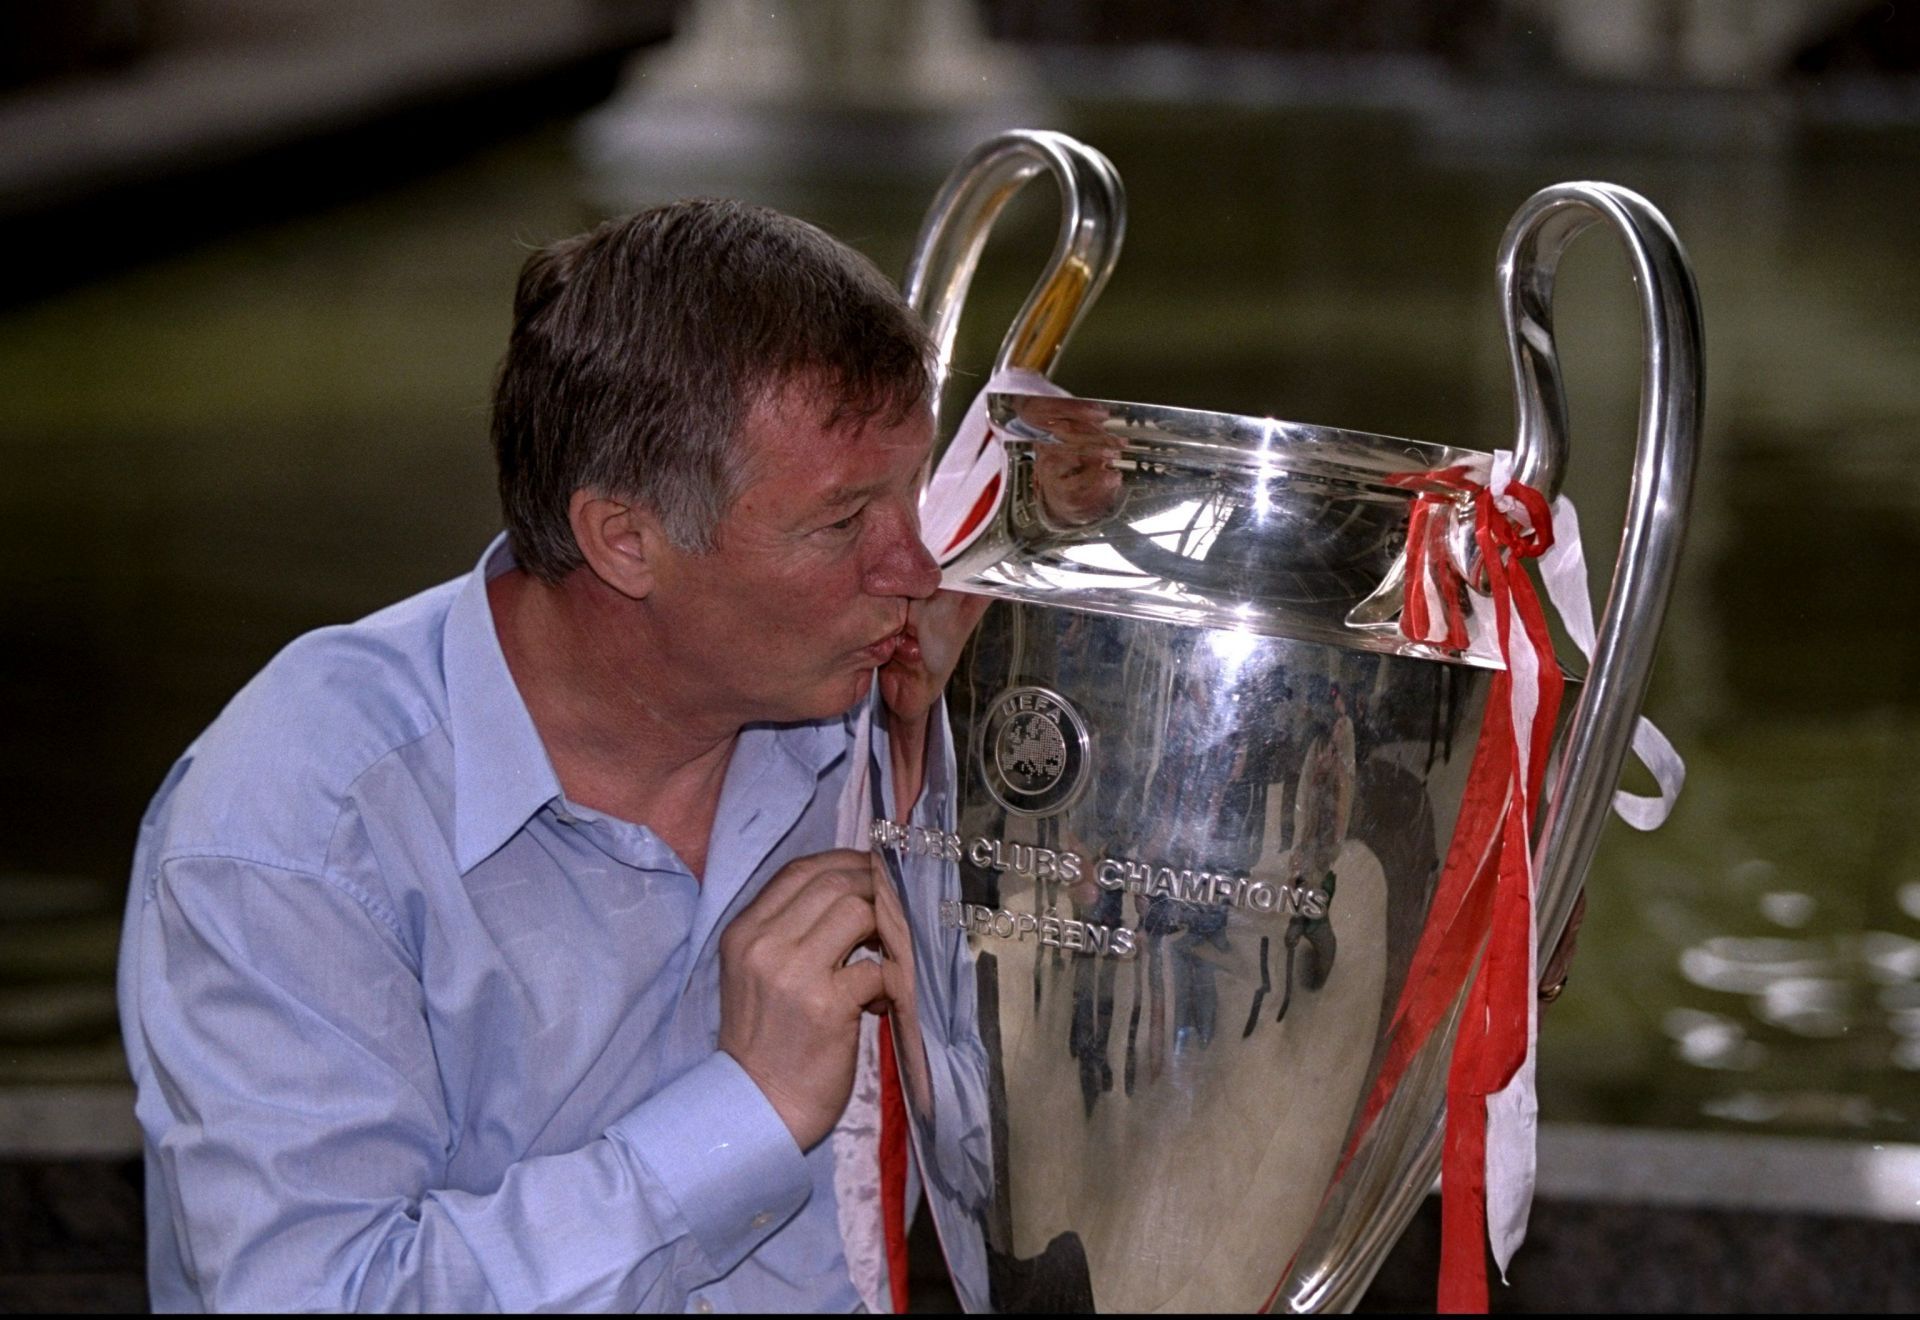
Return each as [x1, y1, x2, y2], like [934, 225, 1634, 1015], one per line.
[1534, 494, 1687, 831]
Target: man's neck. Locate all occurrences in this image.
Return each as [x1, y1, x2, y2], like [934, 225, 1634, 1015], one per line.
[488, 567, 736, 879]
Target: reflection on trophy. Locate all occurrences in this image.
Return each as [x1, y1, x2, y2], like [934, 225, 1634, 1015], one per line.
[878, 131, 1700, 1312]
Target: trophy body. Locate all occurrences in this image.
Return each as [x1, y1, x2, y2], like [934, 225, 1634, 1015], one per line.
[888, 134, 1702, 1312]
[929, 608, 1485, 1311]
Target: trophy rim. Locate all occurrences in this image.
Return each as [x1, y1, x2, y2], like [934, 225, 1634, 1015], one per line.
[986, 392, 1493, 496]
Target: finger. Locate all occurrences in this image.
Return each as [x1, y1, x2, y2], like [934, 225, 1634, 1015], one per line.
[870, 864, 902, 922]
[1541, 887, 1586, 995]
[871, 868, 910, 950]
[742, 849, 876, 926]
[835, 957, 887, 1012]
[756, 863, 879, 945]
[770, 848, 876, 893]
[912, 590, 991, 675]
[944, 589, 992, 634]
[912, 587, 990, 631]
[794, 886, 880, 971]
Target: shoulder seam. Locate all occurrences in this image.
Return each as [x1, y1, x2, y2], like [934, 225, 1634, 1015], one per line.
[340, 720, 442, 800]
[152, 850, 408, 946]
[149, 714, 442, 883]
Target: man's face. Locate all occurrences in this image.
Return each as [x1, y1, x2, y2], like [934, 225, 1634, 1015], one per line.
[642, 380, 941, 727]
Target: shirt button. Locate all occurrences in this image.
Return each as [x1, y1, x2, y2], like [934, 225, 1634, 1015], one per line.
[749, 1210, 773, 1229]
[692, 1298, 715, 1314]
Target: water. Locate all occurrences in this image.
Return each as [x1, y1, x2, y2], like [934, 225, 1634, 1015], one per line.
[3, 96, 1917, 1143]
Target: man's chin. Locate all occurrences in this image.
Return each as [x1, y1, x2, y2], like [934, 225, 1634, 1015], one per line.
[781, 669, 878, 726]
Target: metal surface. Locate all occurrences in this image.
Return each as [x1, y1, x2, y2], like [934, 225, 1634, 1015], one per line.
[887, 149, 1701, 1312]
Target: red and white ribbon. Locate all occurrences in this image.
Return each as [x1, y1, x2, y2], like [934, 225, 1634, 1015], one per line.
[1363, 451, 1683, 1311]
[833, 696, 911, 1314]
[1400, 455, 1685, 832]
[829, 363, 1070, 1311]
[830, 364, 1068, 1311]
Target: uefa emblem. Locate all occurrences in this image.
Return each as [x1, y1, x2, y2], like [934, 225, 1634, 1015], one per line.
[979, 685, 1091, 816]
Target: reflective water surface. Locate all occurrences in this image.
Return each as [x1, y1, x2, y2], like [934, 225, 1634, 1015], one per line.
[2, 99, 1917, 1144]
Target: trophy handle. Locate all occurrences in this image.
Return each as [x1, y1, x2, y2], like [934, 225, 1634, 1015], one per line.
[1284, 184, 1703, 1316]
[1498, 182, 1704, 960]
[902, 129, 1126, 454]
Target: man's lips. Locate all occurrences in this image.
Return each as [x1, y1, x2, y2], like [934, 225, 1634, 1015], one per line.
[862, 623, 919, 667]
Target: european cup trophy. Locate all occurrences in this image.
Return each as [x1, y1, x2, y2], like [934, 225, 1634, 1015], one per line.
[873, 132, 1701, 1312]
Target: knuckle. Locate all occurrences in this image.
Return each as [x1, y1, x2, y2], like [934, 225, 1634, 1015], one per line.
[736, 939, 779, 982]
[722, 921, 762, 961]
[794, 983, 835, 1021]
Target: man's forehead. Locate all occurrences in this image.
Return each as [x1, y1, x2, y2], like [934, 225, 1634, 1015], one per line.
[742, 383, 933, 481]
[753, 372, 928, 429]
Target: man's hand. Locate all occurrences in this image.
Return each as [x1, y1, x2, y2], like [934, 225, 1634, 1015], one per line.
[878, 590, 990, 731]
[879, 589, 991, 809]
[1539, 887, 1587, 1006]
[718, 850, 887, 1151]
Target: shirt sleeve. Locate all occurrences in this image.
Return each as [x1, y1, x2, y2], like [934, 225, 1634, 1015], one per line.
[128, 854, 812, 1313]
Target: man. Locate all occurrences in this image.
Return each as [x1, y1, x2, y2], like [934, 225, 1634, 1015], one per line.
[117, 199, 985, 1311]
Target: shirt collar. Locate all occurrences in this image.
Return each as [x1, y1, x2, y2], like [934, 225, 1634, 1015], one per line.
[443, 534, 564, 873]
[758, 711, 856, 783]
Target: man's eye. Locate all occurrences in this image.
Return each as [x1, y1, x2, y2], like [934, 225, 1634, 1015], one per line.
[822, 509, 861, 533]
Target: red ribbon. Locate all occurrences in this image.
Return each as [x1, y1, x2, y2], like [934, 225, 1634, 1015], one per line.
[877, 1015, 912, 1313]
[1343, 475, 1564, 1313]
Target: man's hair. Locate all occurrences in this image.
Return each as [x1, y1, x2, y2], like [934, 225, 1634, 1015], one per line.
[491, 199, 935, 581]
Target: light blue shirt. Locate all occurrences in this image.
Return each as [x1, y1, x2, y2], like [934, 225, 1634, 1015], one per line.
[117, 535, 937, 1312]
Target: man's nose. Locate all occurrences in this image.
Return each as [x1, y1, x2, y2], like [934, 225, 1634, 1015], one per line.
[866, 507, 941, 600]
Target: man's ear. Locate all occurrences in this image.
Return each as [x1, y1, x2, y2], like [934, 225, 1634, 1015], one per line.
[568, 490, 667, 600]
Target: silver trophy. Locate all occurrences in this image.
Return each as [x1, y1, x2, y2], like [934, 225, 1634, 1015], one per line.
[878, 131, 1701, 1312]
